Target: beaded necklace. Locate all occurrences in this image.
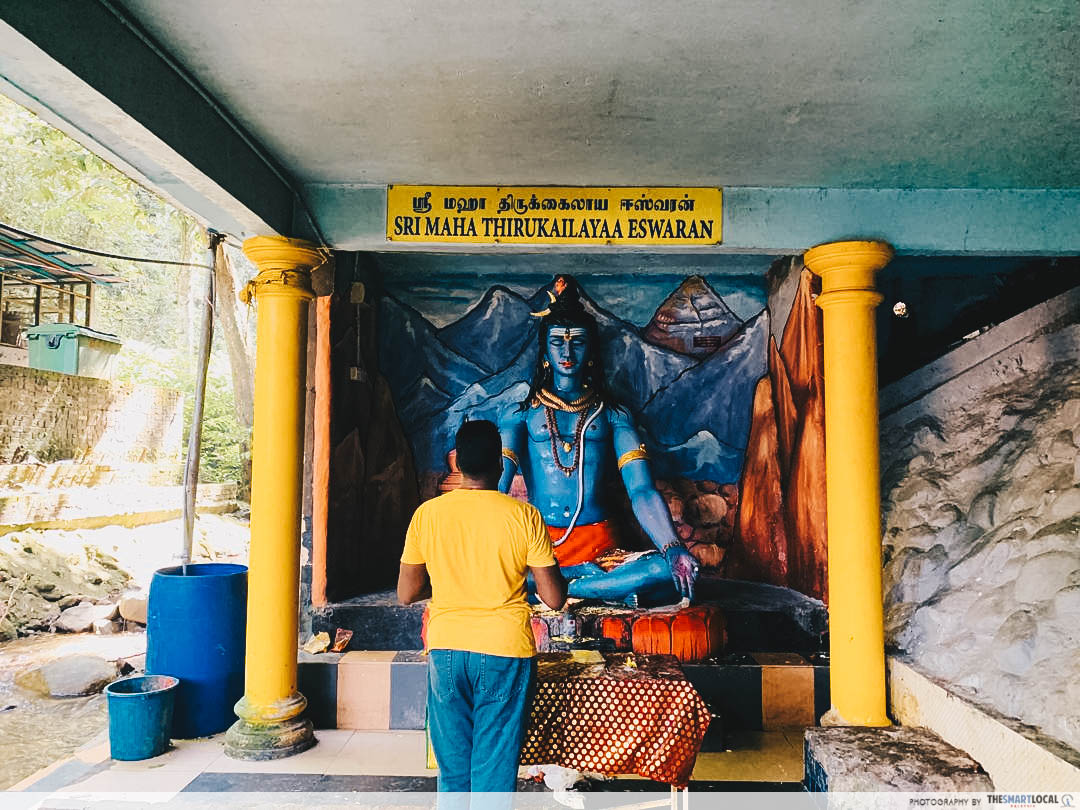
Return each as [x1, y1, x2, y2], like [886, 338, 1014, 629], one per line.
[535, 388, 599, 477]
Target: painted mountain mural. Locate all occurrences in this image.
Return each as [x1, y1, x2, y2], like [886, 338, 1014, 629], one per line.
[641, 310, 767, 456]
[376, 269, 827, 600]
[644, 275, 744, 357]
[377, 296, 488, 410]
[438, 286, 537, 373]
[379, 277, 763, 486]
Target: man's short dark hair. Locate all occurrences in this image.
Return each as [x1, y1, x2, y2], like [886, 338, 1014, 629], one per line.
[455, 420, 502, 476]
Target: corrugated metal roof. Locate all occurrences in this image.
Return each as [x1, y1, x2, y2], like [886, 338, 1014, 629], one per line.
[0, 224, 123, 285]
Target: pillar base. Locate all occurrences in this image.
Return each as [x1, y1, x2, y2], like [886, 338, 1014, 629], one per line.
[224, 716, 316, 760]
[820, 707, 891, 728]
[224, 692, 316, 760]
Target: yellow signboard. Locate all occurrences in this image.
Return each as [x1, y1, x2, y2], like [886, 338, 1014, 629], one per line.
[386, 186, 722, 245]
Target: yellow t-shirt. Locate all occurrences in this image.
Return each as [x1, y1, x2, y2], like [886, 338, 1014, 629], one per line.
[400, 488, 556, 658]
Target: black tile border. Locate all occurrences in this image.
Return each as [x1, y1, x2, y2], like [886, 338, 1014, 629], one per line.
[180, 771, 803, 794]
[182, 772, 439, 792]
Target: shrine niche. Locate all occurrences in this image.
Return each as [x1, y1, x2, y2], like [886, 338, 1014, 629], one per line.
[362, 256, 829, 604]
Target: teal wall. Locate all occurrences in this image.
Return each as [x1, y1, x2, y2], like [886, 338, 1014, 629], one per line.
[298, 186, 1080, 255]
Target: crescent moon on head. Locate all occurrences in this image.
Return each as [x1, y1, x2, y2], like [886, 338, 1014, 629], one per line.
[530, 290, 559, 317]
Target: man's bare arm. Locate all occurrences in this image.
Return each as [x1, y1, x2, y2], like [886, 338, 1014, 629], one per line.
[530, 564, 567, 611]
[397, 562, 431, 605]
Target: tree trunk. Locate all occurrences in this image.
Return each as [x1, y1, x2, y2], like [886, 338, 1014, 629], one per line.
[182, 238, 217, 564]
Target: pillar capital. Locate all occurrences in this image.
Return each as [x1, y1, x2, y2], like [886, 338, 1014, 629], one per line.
[804, 240, 893, 308]
[242, 235, 325, 272]
[242, 236, 325, 302]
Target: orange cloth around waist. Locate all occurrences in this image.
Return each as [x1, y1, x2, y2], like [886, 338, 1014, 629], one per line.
[549, 520, 619, 567]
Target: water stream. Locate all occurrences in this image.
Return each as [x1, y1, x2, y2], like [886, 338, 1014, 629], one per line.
[0, 632, 146, 789]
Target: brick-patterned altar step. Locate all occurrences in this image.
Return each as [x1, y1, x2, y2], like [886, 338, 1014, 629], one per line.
[297, 649, 829, 734]
[684, 652, 829, 732]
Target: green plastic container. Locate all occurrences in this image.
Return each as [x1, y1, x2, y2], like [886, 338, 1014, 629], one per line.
[26, 323, 122, 379]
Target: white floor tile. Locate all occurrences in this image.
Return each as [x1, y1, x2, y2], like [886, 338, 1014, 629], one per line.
[57, 767, 201, 795]
[310, 729, 356, 752]
[109, 739, 225, 772]
[326, 730, 430, 776]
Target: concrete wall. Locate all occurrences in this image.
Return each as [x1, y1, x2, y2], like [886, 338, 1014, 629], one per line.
[0, 345, 27, 368]
[0, 482, 236, 531]
[0, 365, 183, 466]
[879, 286, 1080, 755]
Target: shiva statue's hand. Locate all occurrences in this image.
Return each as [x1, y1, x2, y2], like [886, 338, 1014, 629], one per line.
[664, 545, 699, 600]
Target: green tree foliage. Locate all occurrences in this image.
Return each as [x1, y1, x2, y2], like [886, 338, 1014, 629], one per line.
[117, 346, 245, 485]
[0, 94, 204, 347]
[0, 93, 250, 485]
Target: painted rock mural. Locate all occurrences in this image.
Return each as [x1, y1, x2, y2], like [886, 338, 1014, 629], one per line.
[376, 266, 828, 601]
[732, 267, 829, 600]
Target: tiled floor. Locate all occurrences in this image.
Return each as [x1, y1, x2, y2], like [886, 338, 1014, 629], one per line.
[692, 730, 805, 783]
[9, 726, 805, 799]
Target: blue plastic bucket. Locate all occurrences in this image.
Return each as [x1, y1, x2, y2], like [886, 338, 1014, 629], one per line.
[105, 675, 179, 760]
[146, 563, 247, 738]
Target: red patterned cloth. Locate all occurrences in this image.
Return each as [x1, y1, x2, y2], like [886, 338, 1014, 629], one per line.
[520, 652, 710, 787]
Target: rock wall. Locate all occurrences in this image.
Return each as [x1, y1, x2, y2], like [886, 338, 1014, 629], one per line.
[0, 365, 183, 465]
[880, 286, 1080, 755]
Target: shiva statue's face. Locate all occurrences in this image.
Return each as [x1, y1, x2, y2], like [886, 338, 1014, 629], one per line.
[545, 326, 590, 389]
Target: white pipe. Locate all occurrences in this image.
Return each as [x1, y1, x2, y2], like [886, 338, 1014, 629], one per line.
[553, 401, 604, 547]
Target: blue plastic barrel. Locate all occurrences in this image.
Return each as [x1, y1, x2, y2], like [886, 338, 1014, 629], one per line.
[105, 675, 179, 760]
[146, 563, 247, 738]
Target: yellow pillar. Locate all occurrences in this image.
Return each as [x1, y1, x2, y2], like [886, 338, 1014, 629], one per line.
[804, 239, 893, 727]
[225, 236, 322, 759]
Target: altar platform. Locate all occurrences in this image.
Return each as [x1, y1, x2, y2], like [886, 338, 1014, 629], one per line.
[304, 577, 831, 743]
[310, 577, 829, 654]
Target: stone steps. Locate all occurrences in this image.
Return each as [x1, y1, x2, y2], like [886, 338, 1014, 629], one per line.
[804, 726, 993, 792]
[0, 460, 182, 491]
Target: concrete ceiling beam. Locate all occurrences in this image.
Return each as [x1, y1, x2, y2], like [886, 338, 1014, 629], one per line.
[0, 0, 295, 238]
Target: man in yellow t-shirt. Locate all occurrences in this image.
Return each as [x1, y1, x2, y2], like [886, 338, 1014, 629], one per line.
[398, 420, 567, 797]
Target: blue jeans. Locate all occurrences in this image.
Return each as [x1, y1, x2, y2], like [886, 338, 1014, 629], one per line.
[427, 650, 535, 795]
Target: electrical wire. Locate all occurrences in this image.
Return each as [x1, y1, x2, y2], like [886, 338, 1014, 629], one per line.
[0, 220, 212, 270]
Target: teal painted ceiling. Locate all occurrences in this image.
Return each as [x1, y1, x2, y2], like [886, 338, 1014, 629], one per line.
[114, 0, 1079, 190]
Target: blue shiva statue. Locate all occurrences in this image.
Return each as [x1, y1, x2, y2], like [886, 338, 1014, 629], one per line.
[498, 275, 699, 606]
